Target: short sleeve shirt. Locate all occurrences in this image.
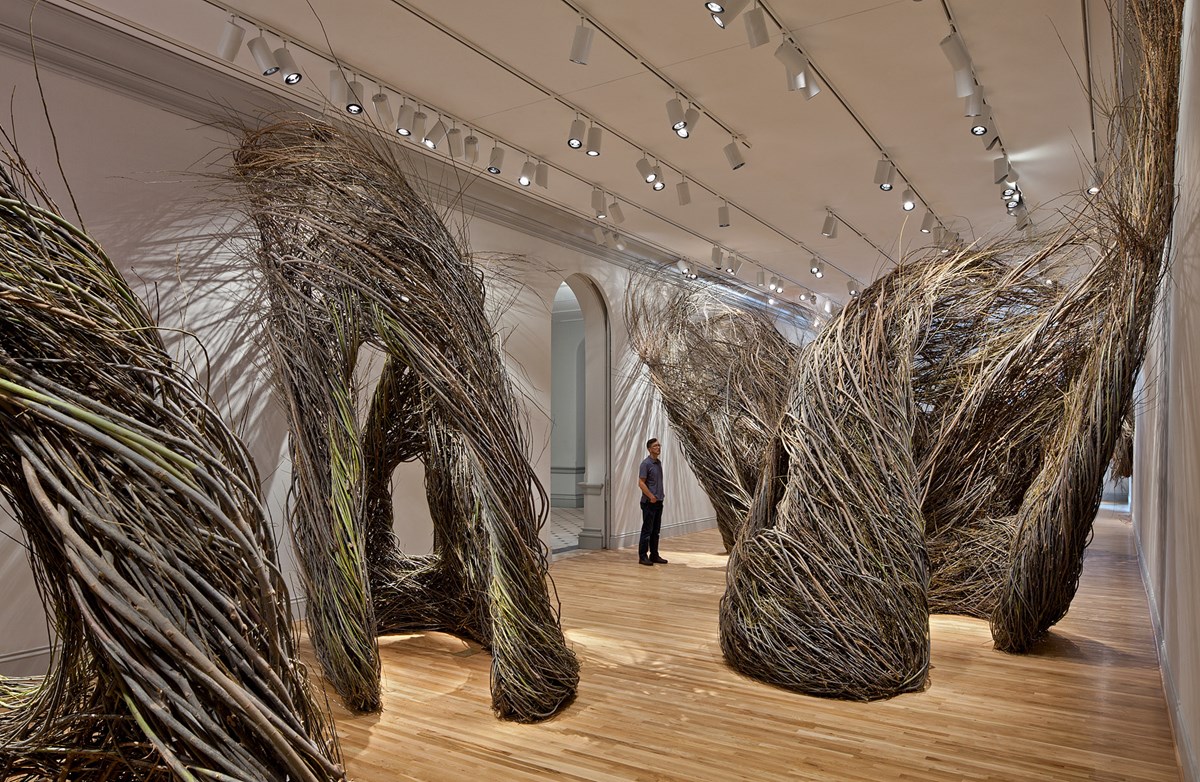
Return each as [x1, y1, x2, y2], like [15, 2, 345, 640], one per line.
[639, 456, 664, 502]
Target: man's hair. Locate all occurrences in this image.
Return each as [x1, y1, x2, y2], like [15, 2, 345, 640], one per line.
[646, 438, 659, 449]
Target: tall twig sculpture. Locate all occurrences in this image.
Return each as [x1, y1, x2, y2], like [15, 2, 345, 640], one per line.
[231, 118, 579, 721]
[0, 149, 344, 780]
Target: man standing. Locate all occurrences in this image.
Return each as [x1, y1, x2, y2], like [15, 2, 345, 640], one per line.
[637, 438, 668, 566]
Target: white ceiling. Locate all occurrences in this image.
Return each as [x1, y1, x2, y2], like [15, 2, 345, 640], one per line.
[57, 0, 1113, 308]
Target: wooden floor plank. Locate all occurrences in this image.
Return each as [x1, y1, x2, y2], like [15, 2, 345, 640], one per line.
[317, 509, 1179, 781]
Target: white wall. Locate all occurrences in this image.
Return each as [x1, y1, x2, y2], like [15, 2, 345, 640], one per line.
[1131, 1, 1200, 778]
[0, 47, 715, 673]
[550, 306, 585, 507]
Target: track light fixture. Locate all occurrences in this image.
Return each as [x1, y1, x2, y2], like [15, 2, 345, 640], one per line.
[1087, 173, 1102, 195]
[424, 119, 448, 150]
[847, 279, 861, 298]
[821, 212, 838, 239]
[275, 46, 302, 84]
[487, 144, 505, 175]
[677, 179, 692, 206]
[593, 226, 606, 245]
[372, 92, 394, 129]
[756, 269, 766, 287]
[609, 201, 625, 224]
[1003, 185, 1023, 211]
[535, 161, 549, 188]
[410, 110, 427, 140]
[901, 188, 916, 211]
[744, 6, 770, 48]
[810, 257, 824, 278]
[724, 139, 746, 171]
[395, 102, 414, 135]
[591, 187, 606, 215]
[667, 98, 687, 132]
[768, 276, 778, 291]
[677, 259, 692, 275]
[965, 85, 983, 117]
[774, 40, 805, 82]
[636, 157, 657, 183]
[718, 203, 731, 228]
[768, 296, 778, 306]
[939, 33, 975, 98]
[217, 15, 245, 62]
[329, 70, 348, 109]
[874, 158, 895, 191]
[652, 167, 666, 191]
[247, 34, 280, 76]
[569, 17, 594, 65]
[798, 288, 811, 302]
[447, 127, 464, 158]
[970, 106, 992, 136]
[463, 133, 479, 165]
[993, 155, 1013, 185]
[710, 0, 751, 28]
[678, 106, 700, 138]
[586, 124, 602, 156]
[712, 245, 723, 268]
[920, 210, 936, 233]
[726, 257, 743, 276]
[518, 159, 536, 187]
[568, 117, 586, 149]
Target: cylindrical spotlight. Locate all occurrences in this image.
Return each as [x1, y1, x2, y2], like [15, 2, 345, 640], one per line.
[954, 68, 976, 98]
[718, 204, 731, 228]
[901, 188, 916, 211]
[410, 110, 427, 140]
[677, 179, 692, 206]
[447, 127, 464, 158]
[756, 269, 766, 287]
[711, 0, 751, 28]
[247, 35, 280, 76]
[372, 92, 394, 129]
[1087, 173, 1102, 195]
[329, 70, 348, 111]
[535, 161, 549, 188]
[993, 155, 1011, 185]
[652, 167, 666, 191]
[424, 119, 448, 149]
[847, 279, 861, 297]
[593, 226, 606, 245]
[773, 41, 806, 73]
[569, 20, 594, 65]
[681, 107, 700, 137]
[667, 98, 687, 131]
[274, 47, 302, 84]
[586, 124, 602, 156]
[464, 133, 479, 165]
[568, 117, 586, 149]
[677, 259, 691, 275]
[591, 187, 606, 214]
[609, 201, 625, 224]
[821, 212, 838, 238]
[810, 257, 824, 278]
[636, 157, 657, 183]
[518, 160, 536, 187]
[803, 67, 821, 99]
[724, 140, 746, 170]
[970, 106, 991, 136]
[345, 79, 365, 114]
[874, 158, 895, 191]
[920, 210, 935, 233]
[395, 102, 414, 135]
[217, 16, 245, 62]
[744, 6, 770, 48]
[728, 257, 743, 276]
[711, 245, 723, 267]
[487, 145, 505, 175]
[965, 85, 983, 117]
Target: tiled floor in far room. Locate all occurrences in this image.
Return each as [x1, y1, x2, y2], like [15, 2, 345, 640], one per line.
[549, 507, 584, 554]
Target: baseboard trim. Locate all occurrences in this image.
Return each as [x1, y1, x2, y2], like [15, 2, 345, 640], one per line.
[1134, 519, 1198, 782]
[550, 494, 584, 508]
[0, 643, 53, 675]
[609, 515, 716, 550]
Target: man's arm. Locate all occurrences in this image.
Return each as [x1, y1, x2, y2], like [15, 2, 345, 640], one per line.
[638, 466, 657, 503]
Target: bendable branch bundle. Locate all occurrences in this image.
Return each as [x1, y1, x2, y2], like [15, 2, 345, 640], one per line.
[0, 150, 343, 779]
[230, 118, 578, 722]
[628, 288, 797, 551]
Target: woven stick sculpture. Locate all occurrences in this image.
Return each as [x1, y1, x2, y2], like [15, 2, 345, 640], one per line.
[0, 149, 343, 779]
[628, 287, 797, 551]
[638, 0, 1180, 699]
[230, 118, 579, 721]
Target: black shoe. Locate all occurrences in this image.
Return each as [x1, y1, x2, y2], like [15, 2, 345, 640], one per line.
[650, 555, 668, 564]
[639, 557, 654, 566]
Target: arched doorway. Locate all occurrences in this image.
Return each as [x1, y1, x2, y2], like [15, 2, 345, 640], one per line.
[548, 275, 610, 554]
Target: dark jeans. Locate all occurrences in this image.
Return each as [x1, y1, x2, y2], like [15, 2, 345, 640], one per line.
[639, 499, 663, 559]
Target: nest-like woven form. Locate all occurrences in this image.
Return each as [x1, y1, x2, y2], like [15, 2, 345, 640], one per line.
[0, 151, 344, 779]
[230, 118, 579, 722]
[628, 290, 797, 551]
[638, 0, 1180, 701]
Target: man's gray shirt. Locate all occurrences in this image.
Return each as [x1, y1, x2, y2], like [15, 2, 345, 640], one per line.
[639, 456, 664, 503]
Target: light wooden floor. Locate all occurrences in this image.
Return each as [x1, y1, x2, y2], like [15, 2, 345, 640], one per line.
[319, 509, 1179, 781]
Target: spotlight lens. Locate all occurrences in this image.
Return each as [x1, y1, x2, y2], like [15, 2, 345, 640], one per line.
[653, 181, 665, 191]
[423, 139, 436, 149]
[1088, 185, 1101, 195]
[677, 128, 690, 138]
[587, 149, 599, 157]
[568, 139, 582, 149]
[712, 13, 726, 28]
[1007, 199, 1020, 208]
[880, 183, 893, 191]
[519, 176, 531, 186]
[285, 73, 302, 85]
[487, 166, 501, 175]
[971, 125, 987, 135]
[705, 2, 725, 11]
[347, 104, 363, 114]
[815, 271, 824, 278]
[263, 66, 280, 76]
[672, 120, 687, 131]
[397, 128, 411, 136]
